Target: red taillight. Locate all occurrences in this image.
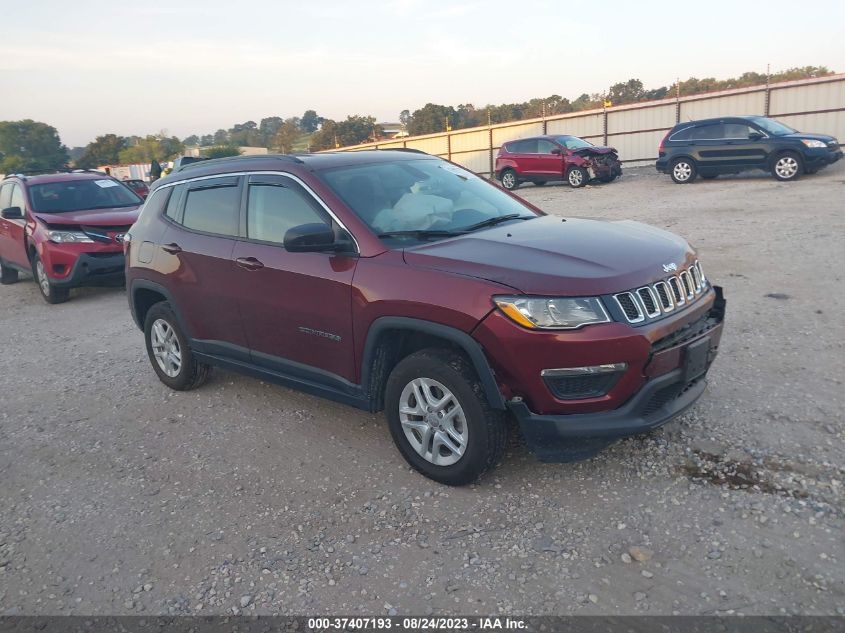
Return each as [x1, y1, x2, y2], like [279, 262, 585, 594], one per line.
[658, 133, 669, 154]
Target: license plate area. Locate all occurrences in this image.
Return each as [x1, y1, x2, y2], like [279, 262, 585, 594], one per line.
[683, 336, 711, 382]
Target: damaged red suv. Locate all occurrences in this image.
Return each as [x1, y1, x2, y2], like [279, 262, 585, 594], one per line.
[126, 151, 724, 485]
[496, 135, 622, 189]
[0, 172, 142, 303]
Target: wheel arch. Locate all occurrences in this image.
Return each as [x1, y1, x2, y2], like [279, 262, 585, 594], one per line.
[360, 317, 506, 413]
[129, 280, 189, 335]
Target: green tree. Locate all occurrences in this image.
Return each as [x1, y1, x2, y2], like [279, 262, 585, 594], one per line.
[229, 121, 261, 147]
[203, 144, 241, 159]
[399, 109, 412, 130]
[607, 79, 645, 105]
[300, 110, 322, 134]
[0, 120, 68, 173]
[258, 117, 285, 147]
[408, 104, 457, 135]
[272, 118, 302, 153]
[213, 129, 229, 144]
[182, 134, 200, 146]
[118, 135, 184, 164]
[76, 134, 127, 168]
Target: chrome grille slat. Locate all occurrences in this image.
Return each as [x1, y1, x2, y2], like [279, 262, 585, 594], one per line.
[636, 287, 660, 318]
[614, 263, 708, 324]
[654, 281, 674, 312]
[613, 292, 644, 323]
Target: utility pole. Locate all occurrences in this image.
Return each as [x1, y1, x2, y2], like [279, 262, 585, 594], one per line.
[765, 63, 771, 116]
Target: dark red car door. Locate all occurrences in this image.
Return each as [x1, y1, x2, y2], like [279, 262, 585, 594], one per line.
[158, 176, 248, 351]
[231, 174, 357, 382]
[535, 139, 565, 178]
[0, 183, 32, 268]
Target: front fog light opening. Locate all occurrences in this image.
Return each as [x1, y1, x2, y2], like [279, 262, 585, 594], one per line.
[541, 363, 627, 400]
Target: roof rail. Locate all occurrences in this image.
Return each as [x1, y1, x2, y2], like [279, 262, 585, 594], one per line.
[3, 168, 106, 180]
[174, 153, 305, 173]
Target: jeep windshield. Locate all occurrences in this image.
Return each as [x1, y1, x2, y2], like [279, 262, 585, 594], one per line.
[319, 158, 537, 241]
[751, 117, 797, 137]
[29, 179, 142, 213]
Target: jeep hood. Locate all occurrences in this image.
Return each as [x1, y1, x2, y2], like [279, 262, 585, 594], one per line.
[402, 216, 695, 296]
[34, 206, 141, 227]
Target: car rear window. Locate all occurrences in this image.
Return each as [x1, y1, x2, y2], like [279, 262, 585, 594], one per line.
[668, 126, 693, 141]
[29, 179, 142, 213]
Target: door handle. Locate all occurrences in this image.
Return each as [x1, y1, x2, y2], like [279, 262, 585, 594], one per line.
[236, 256, 265, 271]
[162, 243, 182, 254]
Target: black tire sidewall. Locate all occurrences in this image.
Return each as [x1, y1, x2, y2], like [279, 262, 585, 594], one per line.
[0, 260, 19, 285]
[31, 254, 68, 303]
[385, 351, 496, 485]
[144, 302, 199, 390]
[670, 158, 697, 184]
[500, 169, 518, 190]
[772, 151, 802, 181]
[567, 166, 587, 187]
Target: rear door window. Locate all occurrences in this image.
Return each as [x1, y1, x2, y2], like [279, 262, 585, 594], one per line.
[691, 124, 725, 140]
[180, 177, 241, 236]
[669, 127, 693, 141]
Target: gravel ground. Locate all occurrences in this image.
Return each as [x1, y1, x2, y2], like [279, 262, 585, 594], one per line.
[1, 163, 843, 617]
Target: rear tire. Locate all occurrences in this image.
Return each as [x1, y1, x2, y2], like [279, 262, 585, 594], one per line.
[500, 169, 519, 190]
[772, 151, 802, 181]
[566, 166, 588, 188]
[670, 157, 697, 184]
[0, 260, 19, 285]
[144, 301, 210, 391]
[384, 348, 507, 486]
[31, 254, 69, 304]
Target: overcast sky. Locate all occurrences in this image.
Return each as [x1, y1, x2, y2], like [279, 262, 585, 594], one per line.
[2, 0, 844, 147]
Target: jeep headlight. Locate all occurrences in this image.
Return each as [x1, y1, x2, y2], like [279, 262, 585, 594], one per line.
[47, 230, 94, 243]
[801, 139, 827, 148]
[494, 296, 610, 330]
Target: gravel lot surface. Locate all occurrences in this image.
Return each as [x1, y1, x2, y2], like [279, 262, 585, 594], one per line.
[1, 163, 844, 617]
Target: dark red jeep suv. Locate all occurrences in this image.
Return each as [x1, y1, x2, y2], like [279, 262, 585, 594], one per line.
[0, 172, 143, 303]
[126, 151, 725, 485]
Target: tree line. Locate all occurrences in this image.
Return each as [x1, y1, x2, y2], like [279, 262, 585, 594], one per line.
[0, 66, 834, 173]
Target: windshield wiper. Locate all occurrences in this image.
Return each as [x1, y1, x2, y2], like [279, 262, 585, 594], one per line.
[461, 213, 534, 232]
[377, 229, 462, 239]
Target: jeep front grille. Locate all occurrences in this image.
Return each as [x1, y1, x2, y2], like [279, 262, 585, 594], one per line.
[613, 261, 708, 324]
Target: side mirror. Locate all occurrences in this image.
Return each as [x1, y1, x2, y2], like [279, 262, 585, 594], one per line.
[284, 223, 336, 253]
[0, 206, 23, 220]
[748, 132, 764, 141]
[550, 148, 562, 155]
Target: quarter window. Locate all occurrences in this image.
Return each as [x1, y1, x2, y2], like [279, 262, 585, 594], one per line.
[247, 184, 327, 244]
[0, 183, 12, 209]
[10, 185, 26, 213]
[182, 181, 240, 236]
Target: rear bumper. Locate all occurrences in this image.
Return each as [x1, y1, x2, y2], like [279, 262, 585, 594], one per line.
[509, 287, 726, 462]
[50, 252, 126, 287]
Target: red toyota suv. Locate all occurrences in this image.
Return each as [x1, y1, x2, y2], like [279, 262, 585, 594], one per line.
[125, 151, 725, 485]
[496, 135, 622, 190]
[0, 172, 143, 303]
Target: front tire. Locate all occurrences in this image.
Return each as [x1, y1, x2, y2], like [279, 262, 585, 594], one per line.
[670, 157, 697, 184]
[0, 260, 19, 285]
[32, 254, 69, 304]
[772, 151, 802, 181]
[500, 169, 519, 190]
[144, 302, 210, 391]
[566, 166, 588, 188]
[384, 349, 507, 486]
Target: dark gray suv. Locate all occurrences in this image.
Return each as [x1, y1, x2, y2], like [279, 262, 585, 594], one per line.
[656, 116, 841, 183]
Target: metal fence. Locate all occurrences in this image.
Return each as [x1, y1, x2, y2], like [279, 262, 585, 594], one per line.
[333, 74, 845, 176]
